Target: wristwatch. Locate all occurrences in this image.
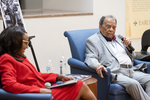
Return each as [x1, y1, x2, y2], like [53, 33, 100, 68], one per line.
[56, 74, 59, 81]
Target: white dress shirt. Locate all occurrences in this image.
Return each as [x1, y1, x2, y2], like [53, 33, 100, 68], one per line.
[108, 40, 132, 65]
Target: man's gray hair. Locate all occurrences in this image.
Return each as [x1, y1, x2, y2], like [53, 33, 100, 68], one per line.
[99, 15, 117, 25]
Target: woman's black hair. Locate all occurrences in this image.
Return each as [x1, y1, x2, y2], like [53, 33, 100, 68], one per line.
[0, 26, 27, 61]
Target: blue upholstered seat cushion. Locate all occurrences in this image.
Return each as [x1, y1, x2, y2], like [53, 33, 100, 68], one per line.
[109, 84, 127, 95]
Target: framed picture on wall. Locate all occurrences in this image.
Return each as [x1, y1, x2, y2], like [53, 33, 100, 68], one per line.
[0, 0, 26, 31]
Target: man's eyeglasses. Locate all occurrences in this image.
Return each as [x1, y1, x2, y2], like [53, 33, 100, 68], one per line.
[23, 40, 29, 46]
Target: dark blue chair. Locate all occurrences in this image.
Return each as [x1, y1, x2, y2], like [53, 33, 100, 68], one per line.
[0, 78, 52, 100]
[64, 28, 150, 100]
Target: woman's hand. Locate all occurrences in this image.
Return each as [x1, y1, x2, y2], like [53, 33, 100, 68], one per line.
[58, 74, 74, 82]
[40, 88, 52, 94]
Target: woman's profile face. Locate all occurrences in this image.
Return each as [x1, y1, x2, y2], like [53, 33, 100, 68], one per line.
[17, 33, 29, 56]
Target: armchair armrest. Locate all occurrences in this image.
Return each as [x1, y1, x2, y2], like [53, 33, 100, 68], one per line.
[0, 89, 52, 100]
[68, 58, 110, 76]
[134, 59, 150, 73]
[68, 58, 111, 100]
[68, 58, 96, 73]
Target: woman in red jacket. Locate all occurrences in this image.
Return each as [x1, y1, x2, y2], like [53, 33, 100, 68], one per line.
[0, 26, 96, 100]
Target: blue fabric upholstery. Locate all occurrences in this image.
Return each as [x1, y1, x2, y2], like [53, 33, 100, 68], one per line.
[64, 28, 150, 100]
[0, 77, 52, 100]
[0, 89, 52, 100]
[134, 59, 150, 73]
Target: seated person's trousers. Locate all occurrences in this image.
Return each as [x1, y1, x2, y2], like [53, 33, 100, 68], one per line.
[112, 67, 150, 100]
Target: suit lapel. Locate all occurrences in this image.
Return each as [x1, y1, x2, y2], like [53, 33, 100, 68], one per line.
[22, 59, 45, 82]
[115, 36, 126, 50]
[97, 32, 118, 59]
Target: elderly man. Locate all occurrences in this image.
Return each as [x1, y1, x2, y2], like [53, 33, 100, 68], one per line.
[85, 15, 150, 100]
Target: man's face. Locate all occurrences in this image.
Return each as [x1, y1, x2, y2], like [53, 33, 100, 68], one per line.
[99, 17, 116, 39]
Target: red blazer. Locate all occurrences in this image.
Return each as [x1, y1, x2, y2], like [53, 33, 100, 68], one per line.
[0, 53, 57, 93]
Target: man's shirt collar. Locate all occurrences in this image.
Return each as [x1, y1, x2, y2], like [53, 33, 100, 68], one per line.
[100, 31, 116, 41]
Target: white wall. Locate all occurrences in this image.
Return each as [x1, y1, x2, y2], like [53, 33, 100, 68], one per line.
[20, 0, 43, 9]
[24, 16, 96, 73]
[0, 0, 142, 73]
[43, 0, 93, 12]
[21, 0, 93, 12]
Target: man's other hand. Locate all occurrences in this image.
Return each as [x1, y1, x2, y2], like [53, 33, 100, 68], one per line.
[96, 65, 108, 78]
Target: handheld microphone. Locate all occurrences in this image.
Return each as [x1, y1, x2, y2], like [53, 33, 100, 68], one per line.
[45, 82, 51, 89]
[118, 35, 135, 51]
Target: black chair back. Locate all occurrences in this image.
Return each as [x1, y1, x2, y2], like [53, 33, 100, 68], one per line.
[135, 29, 150, 61]
[141, 29, 150, 54]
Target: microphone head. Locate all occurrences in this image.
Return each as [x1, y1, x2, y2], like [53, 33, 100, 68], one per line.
[118, 34, 124, 41]
[45, 82, 51, 89]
